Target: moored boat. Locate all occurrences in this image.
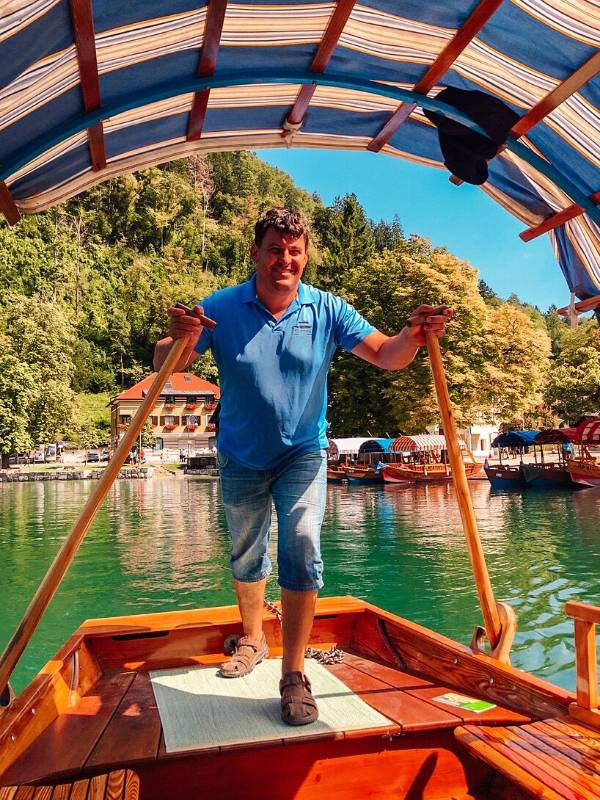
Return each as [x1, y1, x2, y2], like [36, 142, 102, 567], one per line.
[484, 463, 526, 488]
[567, 418, 600, 487]
[382, 435, 481, 483]
[485, 431, 539, 489]
[345, 464, 383, 483]
[326, 465, 347, 482]
[566, 459, 600, 487]
[521, 429, 579, 488]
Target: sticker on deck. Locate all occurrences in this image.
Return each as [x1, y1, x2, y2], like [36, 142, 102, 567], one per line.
[432, 692, 497, 713]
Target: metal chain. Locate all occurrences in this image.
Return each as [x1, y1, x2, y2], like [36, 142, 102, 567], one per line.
[263, 599, 344, 665]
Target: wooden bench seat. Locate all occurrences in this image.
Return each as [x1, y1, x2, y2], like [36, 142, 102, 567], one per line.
[455, 718, 600, 800]
[0, 769, 139, 799]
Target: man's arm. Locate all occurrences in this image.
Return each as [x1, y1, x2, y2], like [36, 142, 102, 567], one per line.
[153, 306, 205, 372]
[352, 305, 452, 370]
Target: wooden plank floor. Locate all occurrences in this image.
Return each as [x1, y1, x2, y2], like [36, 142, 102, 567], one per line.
[456, 717, 600, 800]
[1, 650, 531, 787]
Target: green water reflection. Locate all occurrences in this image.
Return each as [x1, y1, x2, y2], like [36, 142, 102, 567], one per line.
[1, 479, 599, 694]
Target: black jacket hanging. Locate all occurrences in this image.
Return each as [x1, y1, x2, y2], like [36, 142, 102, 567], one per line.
[423, 87, 520, 185]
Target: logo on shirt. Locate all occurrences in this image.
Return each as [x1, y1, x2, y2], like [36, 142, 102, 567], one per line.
[292, 322, 312, 335]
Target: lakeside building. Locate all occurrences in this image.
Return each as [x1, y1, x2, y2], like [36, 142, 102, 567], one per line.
[109, 373, 220, 455]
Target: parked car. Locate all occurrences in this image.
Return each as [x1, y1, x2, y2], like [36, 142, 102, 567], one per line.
[86, 452, 100, 463]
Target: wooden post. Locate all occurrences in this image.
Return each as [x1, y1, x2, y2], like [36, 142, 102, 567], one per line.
[0, 336, 190, 699]
[426, 331, 502, 650]
[565, 600, 600, 727]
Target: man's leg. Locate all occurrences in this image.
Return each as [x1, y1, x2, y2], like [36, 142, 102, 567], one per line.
[281, 588, 317, 675]
[218, 453, 272, 676]
[234, 577, 267, 640]
[272, 450, 327, 673]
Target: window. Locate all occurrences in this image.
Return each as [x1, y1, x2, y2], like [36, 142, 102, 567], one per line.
[164, 395, 176, 405]
[150, 416, 158, 427]
[164, 415, 178, 425]
[119, 415, 131, 424]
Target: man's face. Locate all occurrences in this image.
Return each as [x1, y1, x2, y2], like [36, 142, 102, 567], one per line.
[251, 227, 308, 295]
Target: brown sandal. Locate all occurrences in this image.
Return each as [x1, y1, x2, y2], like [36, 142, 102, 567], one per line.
[279, 671, 319, 726]
[219, 633, 269, 678]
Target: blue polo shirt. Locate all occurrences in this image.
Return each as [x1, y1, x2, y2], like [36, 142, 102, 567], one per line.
[195, 276, 376, 469]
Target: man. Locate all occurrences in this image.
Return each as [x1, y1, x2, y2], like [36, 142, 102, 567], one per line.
[154, 208, 451, 726]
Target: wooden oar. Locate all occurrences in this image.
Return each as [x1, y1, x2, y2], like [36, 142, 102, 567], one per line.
[425, 330, 504, 651]
[0, 314, 212, 698]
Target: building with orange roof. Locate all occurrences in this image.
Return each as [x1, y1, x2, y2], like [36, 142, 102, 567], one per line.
[109, 373, 220, 455]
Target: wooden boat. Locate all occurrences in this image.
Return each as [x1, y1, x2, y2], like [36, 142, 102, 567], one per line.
[384, 435, 481, 483]
[485, 432, 538, 489]
[566, 418, 600, 487]
[484, 464, 526, 489]
[382, 460, 482, 483]
[567, 457, 600, 488]
[521, 462, 579, 488]
[327, 465, 347, 483]
[3, 595, 600, 800]
[520, 429, 579, 488]
[345, 464, 383, 483]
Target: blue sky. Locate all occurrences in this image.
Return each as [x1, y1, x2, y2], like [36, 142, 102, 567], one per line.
[258, 148, 568, 312]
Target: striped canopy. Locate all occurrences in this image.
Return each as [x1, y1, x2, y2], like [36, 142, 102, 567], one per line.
[390, 434, 466, 452]
[0, 2, 599, 301]
[327, 437, 371, 456]
[573, 417, 600, 445]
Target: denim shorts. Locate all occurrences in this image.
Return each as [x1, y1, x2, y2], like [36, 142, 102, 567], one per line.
[218, 449, 327, 592]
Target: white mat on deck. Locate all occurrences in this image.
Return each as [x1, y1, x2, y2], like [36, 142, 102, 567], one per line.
[150, 658, 392, 753]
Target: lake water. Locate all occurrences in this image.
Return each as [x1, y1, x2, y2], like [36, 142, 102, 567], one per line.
[1, 477, 599, 695]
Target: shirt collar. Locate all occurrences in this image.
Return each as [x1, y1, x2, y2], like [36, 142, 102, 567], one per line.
[240, 274, 317, 306]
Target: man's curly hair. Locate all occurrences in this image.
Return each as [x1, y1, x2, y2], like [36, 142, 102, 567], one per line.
[254, 208, 311, 248]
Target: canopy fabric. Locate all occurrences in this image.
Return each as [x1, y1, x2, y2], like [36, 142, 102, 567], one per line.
[533, 427, 576, 444]
[0, 2, 599, 301]
[358, 438, 393, 455]
[491, 430, 539, 447]
[573, 417, 600, 445]
[327, 437, 371, 456]
[390, 434, 465, 452]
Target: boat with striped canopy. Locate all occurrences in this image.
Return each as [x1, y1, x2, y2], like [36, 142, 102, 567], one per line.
[2, 1, 600, 798]
[381, 435, 481, 483]
[567, 417, 600, 488]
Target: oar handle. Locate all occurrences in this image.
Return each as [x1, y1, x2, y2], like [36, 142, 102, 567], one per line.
[425, 331, 502, 649]
[0, 335, 190, 697]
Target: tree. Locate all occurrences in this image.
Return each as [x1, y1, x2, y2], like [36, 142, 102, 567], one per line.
[0, 338, 35, 468]
[313, 194, 375, 293]
[478, 279, 502, 307]
[327, 238, 489, 435]
[480, 304, 552, 425]
[0, 296, 76, 452]
[371, 214, 404, 253]
[545, 320, 600, 423]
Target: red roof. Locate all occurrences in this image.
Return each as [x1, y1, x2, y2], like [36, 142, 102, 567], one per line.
[112, 373, 220, 403]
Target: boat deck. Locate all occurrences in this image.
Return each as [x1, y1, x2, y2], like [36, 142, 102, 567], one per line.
[2, 649, 530, 795]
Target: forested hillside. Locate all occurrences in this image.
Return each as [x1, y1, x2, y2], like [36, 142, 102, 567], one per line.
[0, 151, 597, 459]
